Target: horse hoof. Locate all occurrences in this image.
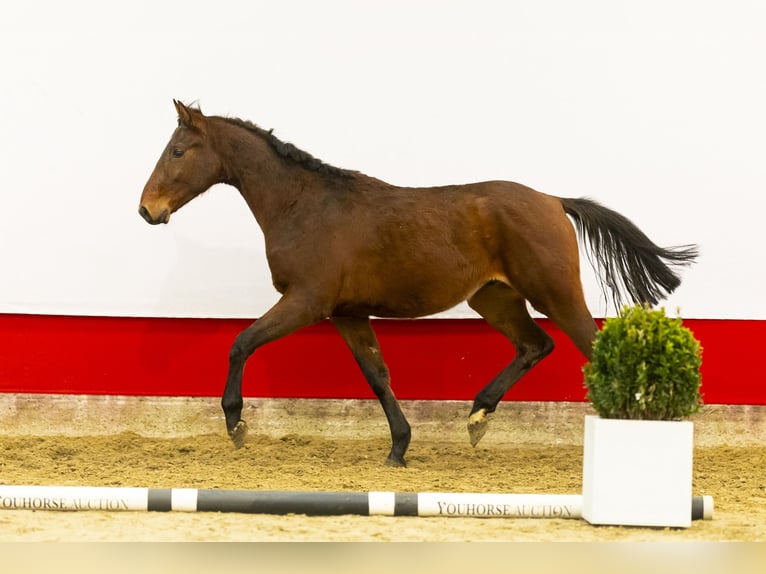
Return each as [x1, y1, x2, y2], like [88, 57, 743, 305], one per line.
[467, 409, 489, 447]
[384, 455, 407, 468]
[229, 420, 248, 448]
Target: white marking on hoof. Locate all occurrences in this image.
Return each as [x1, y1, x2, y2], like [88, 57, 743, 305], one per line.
[229, 420, 248, 449]
[467, 409, 489, 447]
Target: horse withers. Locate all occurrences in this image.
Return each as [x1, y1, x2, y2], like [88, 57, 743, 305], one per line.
[139, 100, 698, 466]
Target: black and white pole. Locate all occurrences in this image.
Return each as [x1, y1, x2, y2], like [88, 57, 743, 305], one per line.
[0, 485, 713, 520]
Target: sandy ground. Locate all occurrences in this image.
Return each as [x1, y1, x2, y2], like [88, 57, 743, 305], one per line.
[0, 434, 764, 542]
[0, 396, 764, 542]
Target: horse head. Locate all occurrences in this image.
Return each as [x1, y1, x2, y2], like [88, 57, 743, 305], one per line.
[138, 100, 224, 224]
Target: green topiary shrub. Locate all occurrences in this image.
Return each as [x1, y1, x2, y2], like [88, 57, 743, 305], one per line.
[583, 304, 703, 420]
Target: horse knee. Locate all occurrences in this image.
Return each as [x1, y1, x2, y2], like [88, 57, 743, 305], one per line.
[229, 335, 253, 366]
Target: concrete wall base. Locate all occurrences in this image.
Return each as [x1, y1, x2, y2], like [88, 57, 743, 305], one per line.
[1, 394, 764, 447]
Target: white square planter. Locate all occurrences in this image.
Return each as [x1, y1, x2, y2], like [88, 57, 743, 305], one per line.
[582, 415, 694, 528]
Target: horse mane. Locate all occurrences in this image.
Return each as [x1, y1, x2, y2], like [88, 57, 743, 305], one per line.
[221, 116, 355, 179]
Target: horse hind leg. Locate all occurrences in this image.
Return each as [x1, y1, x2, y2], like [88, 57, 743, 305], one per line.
[466, 282, 554, 447]
[525, 270, 599, 362]
[331, 315, 411, 467]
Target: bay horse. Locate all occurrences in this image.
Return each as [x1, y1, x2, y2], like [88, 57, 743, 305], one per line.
[139, 100, 698, 466]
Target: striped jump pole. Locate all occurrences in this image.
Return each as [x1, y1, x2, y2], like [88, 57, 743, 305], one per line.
[0, 485, 713, 520]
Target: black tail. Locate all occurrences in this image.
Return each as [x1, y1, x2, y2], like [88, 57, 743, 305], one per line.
[560, 197, 698, 309]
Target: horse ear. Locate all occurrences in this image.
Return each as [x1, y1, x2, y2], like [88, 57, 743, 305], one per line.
[173, 99, 195, 128]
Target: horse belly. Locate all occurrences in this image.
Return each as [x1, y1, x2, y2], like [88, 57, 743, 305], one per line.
[332, 188, 513, 317]
[336, 257, 500, 319]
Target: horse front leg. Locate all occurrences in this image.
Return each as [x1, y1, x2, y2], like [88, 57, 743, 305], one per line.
[331, 316, 411, 467]
[222, 294, 324, 448]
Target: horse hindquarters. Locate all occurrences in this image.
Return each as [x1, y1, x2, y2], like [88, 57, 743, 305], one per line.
[489, 191, 600, 361]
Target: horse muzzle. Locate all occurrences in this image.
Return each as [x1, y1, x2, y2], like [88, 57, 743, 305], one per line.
[138, 204, 170, 225]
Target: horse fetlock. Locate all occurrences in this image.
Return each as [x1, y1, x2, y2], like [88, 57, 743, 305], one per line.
[228, 419, 248, 449]
[467, 409, 490, 447]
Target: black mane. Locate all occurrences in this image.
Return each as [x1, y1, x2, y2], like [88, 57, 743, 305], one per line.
[221, 116, 355, 178]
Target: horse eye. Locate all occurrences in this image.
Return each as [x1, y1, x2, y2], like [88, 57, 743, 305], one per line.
[171, 148, 185, 158]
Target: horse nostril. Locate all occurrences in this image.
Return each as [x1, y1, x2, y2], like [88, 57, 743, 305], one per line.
[138, 205, 154, 224]
[139, 205, 169, 225]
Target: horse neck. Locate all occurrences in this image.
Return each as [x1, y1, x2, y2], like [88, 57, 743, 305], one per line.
[213, 122, 311, 231]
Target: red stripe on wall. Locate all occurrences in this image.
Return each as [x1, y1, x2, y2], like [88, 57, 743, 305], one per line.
[0, 314, 761, 404]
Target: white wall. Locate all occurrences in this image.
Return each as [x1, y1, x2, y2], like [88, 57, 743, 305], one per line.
[1, 0, 764, 319]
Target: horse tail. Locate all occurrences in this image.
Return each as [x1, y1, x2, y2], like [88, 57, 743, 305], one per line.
[560, 197, 699, 309]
